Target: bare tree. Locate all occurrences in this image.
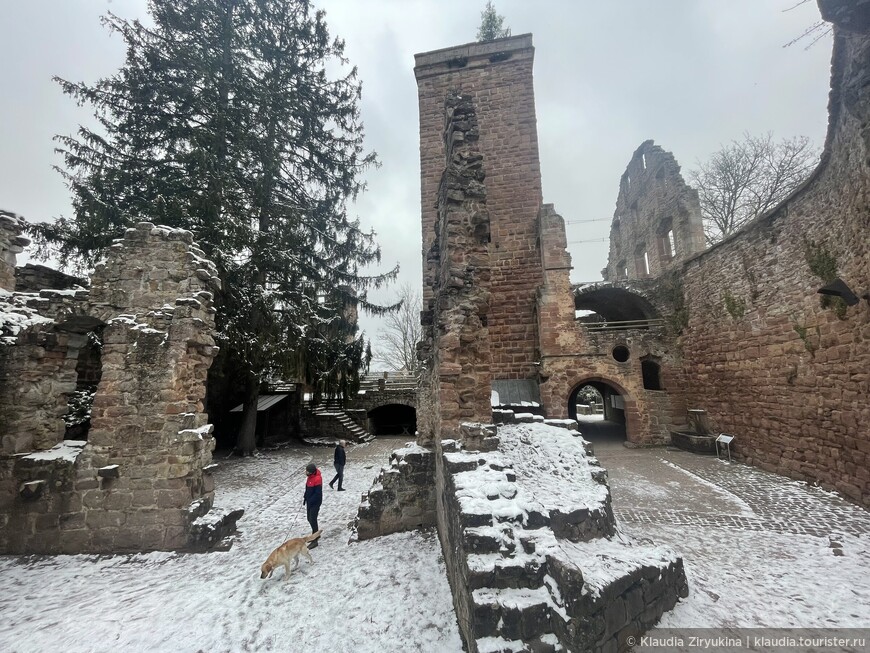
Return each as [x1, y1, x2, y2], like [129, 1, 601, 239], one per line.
[374, 284, 423, 374]
[688, 132, 820, 245]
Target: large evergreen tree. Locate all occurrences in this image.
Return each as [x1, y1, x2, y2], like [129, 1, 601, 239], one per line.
[33, 0, 398, 454]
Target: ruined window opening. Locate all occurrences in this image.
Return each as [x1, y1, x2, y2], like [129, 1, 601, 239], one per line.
[634, 243, 649, 277]
[616, 260, 627, 280]
[64, 328, 103, 441]
[641, 358, 663, 390]
[612, 345, 630, 363]
[657, 217, 676, 261]
[630, 201, 639, 221]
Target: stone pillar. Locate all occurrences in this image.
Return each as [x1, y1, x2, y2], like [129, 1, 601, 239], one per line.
[0, 210, 29, 292]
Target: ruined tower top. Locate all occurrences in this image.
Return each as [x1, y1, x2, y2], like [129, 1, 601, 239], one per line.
[415, 34, 544, 382]
[604, 140, 705, 282]
[414, 33, 534, 80]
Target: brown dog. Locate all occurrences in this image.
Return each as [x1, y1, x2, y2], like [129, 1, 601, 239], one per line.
[260, 530, 321, 581]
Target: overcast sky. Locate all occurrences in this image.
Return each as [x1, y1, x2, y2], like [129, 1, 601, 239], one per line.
[0, 0, 833, 345]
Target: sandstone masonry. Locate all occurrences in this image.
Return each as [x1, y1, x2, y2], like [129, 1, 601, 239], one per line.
[0, 220, 241, 553]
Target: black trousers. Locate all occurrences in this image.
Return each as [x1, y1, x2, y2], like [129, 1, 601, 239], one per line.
[306, 501, 321, 533]
[330, 464, 345, 490]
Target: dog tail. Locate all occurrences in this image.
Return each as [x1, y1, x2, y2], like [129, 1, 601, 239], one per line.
[305, 530, 322, 542]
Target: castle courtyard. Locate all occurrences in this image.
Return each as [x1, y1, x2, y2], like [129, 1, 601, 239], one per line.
[1, 436, 867, 653]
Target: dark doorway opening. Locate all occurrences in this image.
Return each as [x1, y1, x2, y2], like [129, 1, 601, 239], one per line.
[64, 327, 104, 441]
[368, 404, 417, 436]
[568, 380, 627, 443]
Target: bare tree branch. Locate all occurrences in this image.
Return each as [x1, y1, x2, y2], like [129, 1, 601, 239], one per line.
[688, 132, 820, 245]
[373, 283, 422, 374]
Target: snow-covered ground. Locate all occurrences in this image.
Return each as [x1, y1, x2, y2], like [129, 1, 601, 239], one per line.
[2, 432, 869, 653]
[0, 438, 462, 653]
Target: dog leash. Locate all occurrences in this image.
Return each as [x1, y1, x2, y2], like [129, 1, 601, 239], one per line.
[279, 454, 313, 542]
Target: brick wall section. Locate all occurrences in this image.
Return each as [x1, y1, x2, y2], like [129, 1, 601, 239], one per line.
[415, 35, 543, 381]
[669, 11, 870, 506]
[604, 141, 705, 282]
[536, 205, 680, 443]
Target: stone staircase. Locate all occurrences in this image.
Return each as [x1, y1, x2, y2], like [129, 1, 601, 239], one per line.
[303, 402, 374, 444]
[440, 418, 689, 653]
[358, 371, 419, 392]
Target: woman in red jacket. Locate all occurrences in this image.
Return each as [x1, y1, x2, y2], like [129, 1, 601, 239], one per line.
[303, 463, 323, 547]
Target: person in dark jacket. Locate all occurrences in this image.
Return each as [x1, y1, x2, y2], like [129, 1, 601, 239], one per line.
[302, 463, 322, 547]
[329, 440, 347, 491]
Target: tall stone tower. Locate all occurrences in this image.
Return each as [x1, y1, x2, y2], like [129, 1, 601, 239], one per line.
[415, 35, 544, 382]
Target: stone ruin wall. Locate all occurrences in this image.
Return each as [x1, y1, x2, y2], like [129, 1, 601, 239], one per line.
[0, 210, 29, 292]
[0, 220, 240, 553]
[415, 35, 543, 382]
[358, 92, 494, 541]
[535, 205, 680, 444]
[670, 5, 870, 507]
[604, 141, 705, 282]
[418, 92, 494, 449]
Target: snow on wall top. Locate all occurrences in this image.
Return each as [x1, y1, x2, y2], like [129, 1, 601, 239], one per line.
[497, 422, 611, 513]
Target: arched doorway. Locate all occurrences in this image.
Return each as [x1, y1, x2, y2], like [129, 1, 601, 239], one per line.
[368, 404, 417, 436]
[568, 379, 628, 443]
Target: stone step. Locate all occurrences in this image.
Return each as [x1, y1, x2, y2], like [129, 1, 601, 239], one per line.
[477, 635, 562, 653]
[467, 553, 546, 590]
[471, 586, 554, 642]
[463, 526, 515, 555]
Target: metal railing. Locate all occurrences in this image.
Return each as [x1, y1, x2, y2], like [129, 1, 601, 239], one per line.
[581, 318, 665, 332]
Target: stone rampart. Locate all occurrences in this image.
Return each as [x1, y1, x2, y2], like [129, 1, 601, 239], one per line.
[666, 7, 870, 506]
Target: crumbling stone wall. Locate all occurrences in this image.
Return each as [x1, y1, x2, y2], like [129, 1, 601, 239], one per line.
[418, 92, 494, 448]
[0, 210, 29, 292]
[603, 141, 705, 282]
[0, 221, 239, 553]
[415, 35, 543, 381]
[536, 205, 680, 444]
[15, 263, 87, 293]
[355, 444, 436, 540]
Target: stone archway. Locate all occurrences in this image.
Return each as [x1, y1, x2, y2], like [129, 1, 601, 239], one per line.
[368, 403, 417, 436]
[567, 377, 637, 443]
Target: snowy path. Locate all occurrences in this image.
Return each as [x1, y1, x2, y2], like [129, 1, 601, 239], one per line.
[0, 437, 462, 653]
[594, 440, 870, 629]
